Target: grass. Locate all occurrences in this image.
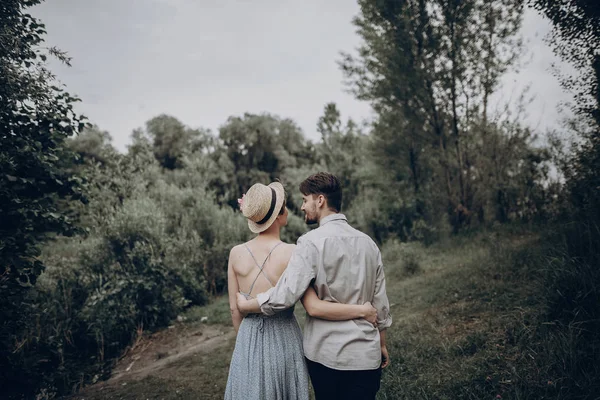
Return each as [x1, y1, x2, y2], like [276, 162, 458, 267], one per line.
[378, 231, 550, 399]
[69, 339, 236, 400]
[69, 227, 599, 400]
[183, 295, 232, 325]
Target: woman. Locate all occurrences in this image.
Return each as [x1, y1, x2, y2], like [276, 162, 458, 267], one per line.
[225, 181, 376, 400]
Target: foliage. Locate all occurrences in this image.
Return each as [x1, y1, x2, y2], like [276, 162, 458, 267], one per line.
[529, 0, 600, 119]
[315, 103, 369, 211]
[339, 0, 549, 234]
[133, 114, 214, 170]
[218, 112, 316, 209]
[526, 1, 600, 397]
[0, 1, 86, 398]
[12, 166, 252, 397]
[531, 0, 600, 230]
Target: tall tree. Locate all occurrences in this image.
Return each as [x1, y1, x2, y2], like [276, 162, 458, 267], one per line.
[530, 0, 600, 253]
[340, 0, 524, 231]
[316, 103, 368, 210]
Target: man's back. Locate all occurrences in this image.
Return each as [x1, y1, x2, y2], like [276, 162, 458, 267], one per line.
[299, 214, 391, 370]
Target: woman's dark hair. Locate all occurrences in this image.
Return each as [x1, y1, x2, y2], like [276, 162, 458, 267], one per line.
[279, 198, 287, 215]
[299, 172, 342, 212]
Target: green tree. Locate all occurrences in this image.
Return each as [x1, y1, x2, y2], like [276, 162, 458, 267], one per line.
[529, 0, 600, 225]
[340, 0, 525, 232]
[525, 3, 600, 397]
[138, 114, 213, 169]
[67, 125, 117, 165]
[529, 0, 599, 120]
[316, 103, 368, 211]
[218, 113, 315, 208]
[0, 0, 85, 397]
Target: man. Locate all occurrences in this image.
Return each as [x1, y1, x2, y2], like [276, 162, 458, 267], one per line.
[237, 172, 392, 399]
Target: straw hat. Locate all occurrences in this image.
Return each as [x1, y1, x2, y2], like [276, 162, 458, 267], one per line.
[239, 182, 285, 233]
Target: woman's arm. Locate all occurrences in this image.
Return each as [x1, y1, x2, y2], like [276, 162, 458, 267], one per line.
[227, 248, 244, 333]
[301, 286, 377, 325]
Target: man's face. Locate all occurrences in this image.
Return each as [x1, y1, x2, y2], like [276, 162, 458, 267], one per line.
[301, 194, 320, 225]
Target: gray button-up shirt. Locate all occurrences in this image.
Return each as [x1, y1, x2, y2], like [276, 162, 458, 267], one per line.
[256, 213, 392, 370]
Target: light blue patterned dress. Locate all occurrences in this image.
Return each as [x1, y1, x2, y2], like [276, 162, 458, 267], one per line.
[224, 243, 310, 400]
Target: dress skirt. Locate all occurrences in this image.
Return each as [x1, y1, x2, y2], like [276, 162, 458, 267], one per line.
[224, 308, 310, 400]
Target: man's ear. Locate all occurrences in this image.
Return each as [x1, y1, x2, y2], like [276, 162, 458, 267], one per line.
[317, 194, 326, 209]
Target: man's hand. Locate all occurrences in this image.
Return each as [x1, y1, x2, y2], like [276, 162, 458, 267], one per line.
[361, 301, 378, 327]
[236, 292, 260, 314]
[380, 345, 390, 368]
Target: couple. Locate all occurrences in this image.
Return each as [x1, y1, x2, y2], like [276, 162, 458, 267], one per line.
[225, 172, 392, 400]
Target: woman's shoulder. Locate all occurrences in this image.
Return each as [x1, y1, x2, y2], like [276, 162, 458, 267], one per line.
[277, 242, 296, 258]
[229, 242, 248, 259]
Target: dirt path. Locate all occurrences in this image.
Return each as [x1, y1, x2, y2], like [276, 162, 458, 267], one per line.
[68, 322, 236, 400]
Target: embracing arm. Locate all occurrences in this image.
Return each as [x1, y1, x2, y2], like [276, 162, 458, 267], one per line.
[236, 291, 262, 314]
[227, 249, 244, 333]
[301, 286, 377, 324]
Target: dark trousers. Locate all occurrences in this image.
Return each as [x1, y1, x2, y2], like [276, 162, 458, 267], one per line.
[306, 358, 382, 400]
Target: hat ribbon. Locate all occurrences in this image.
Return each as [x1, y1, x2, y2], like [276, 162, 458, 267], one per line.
[256, 187, 277, 225]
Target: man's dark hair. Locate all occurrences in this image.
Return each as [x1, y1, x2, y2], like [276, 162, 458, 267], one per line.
[299, 172, 342, 212]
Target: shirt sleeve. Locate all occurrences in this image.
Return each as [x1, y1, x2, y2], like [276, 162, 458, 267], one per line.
[256, 237, 318, 316]
[373, 250, 392, 331]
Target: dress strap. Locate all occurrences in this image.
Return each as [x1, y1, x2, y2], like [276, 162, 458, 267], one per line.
[242, 242, 283, 296]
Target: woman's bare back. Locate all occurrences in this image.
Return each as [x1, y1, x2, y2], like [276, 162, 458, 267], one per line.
[230, 239, 295, 298]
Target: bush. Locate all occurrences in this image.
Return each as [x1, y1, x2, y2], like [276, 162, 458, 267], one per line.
[281, 212, 308, 244]
[381, 239, 422, 280]
[83, 197, 187, 338]
[6, 173, 256, 397]
[537, 223, 600, 398]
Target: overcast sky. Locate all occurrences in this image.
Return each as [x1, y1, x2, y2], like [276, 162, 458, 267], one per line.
[32, 1, 571, 152]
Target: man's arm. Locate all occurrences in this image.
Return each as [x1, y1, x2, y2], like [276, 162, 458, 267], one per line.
[380, 330, 390, 368]
[371, 250, 392, 368]
[373, 251, 392, 331]
[238, 237, 318, 316]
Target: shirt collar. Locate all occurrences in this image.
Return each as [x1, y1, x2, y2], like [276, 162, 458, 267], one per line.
[319, 213, 347, 227]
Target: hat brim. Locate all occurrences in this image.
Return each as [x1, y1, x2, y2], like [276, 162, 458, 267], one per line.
[247, 182, 285, 233]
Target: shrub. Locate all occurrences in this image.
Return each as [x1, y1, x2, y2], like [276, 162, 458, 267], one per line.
[381, 239, 422, 280]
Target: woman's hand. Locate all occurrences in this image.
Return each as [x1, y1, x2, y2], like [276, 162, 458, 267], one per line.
[236, 292, 263, 315]
[236, 293, 249, 315]
[362, 301, 378, 326]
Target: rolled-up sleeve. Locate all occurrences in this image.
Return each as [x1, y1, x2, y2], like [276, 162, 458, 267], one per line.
[257, 237, 317, 316]
[373, 251, 392, 331]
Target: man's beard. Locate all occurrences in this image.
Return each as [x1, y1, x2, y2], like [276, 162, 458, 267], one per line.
[304, 212, 318, 225]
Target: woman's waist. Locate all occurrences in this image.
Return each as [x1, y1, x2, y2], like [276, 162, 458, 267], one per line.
[244, 307, 295, 320]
